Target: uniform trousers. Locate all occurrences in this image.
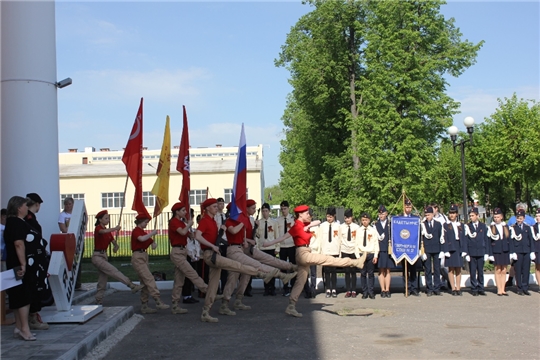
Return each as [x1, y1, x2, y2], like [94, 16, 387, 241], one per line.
[92, 251, 131, 302]
[202, 249, 258, 309]
[401, 260, 418, 292]
[323, 254, 339, 291]
[170, 247, 208, 302]
[469, 256, 484, 291]
[361, 254, 375, 295]
[219, 243, 228, 292]
[341, 252, 357, 292]
[261, 249, 277, 293]
[303, 265, 317, 296]
[251, 247, 295, 271]
[514, 252, 531, 291]
[424, 252, 441, 292]
[131, 251, 160, 303]
[290, 247, 353, 303]
[224, 245, 274, 300]
[279, 246, 296, 292]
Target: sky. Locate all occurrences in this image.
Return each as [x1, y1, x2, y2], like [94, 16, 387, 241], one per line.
[55, 1, 540, 187]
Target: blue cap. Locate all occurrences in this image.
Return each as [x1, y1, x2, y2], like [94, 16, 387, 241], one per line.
[378, 205, 387, 213]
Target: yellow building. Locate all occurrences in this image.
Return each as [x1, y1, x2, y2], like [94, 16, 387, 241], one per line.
[59, 144, 265, 217]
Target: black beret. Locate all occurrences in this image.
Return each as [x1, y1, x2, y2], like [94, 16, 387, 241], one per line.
[280, 200, 289, 207]
[262, 203, 271, 210]
[26, 193, 43, 204]
[361, 212, 371, 219]
[326, 207, 336, 216]
[344, 208, 353, 218]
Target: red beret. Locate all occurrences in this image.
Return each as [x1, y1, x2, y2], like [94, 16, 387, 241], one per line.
[171, 202, 185, 212]
[294, 205, 309, 213]
[201, 198, 217, 210]
[136, 214, 151, 221]
[96, 210, 108, 219]
[247, 199, 256, 207]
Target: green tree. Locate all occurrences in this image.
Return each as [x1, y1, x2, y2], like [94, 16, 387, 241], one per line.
[263, 185, 284, 206]
[468, 94, 540, 216]
[277, 0, 483, 214]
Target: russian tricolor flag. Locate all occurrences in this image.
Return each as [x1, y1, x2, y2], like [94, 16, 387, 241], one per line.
[229, 124, 247, 221]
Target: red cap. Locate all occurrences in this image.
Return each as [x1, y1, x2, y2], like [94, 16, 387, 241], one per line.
[96, 210, 108, 219]
[294, 205, 309, 213]
[171, 202, 185, 212]
[136, 214, 151, 221]
[201, 198, 217, 211]
[247, 199, 256, 207]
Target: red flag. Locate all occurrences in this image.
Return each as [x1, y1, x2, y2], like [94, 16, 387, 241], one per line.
[122, 98, 150, 219]
[176, 105, 190, 219]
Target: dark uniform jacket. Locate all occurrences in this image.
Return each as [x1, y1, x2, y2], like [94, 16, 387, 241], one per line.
[489, 224, 510, 255]
[510, 223, 533, 254]
[374, 219, 391, 253]
[443, 222, 464, 253]
[422, 220, 442, 254]
[463, 222, 488, 257]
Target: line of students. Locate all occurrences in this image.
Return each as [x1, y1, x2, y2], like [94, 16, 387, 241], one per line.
[90, 200, 540, 321]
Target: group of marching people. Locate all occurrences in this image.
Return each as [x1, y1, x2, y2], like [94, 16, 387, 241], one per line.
[90, 197, 540, 322]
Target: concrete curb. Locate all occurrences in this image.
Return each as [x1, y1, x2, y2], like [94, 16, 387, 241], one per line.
[57, 306, 134, 360]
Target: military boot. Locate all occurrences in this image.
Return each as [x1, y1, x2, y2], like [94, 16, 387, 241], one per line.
[280, 271, 297, 284]
[29, 313, 49, 330]
[171, 301, 188, 314]
[285, 300, 303, 318]
[219, 299, 236, 315]
[233, 294, 251, 310]
[141, 302, 157, 314]
[129, 282, 145, 294]
[201, 306, 218, 323]
[155, 299, 170, 310]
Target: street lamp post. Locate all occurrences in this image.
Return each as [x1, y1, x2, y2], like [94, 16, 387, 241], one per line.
[448, 116, 475, 222]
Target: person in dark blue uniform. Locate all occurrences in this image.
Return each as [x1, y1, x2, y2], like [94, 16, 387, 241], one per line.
[487, 208, 511, 296]
[463, 207, 488, 296]
[421, 206, 444, 296]
[510, 209, 534, 295]
[375, 205, 393, 298]
[400, 199, 420, 296]
[532, 208, 540, 291]
[443, 204, 465, 296]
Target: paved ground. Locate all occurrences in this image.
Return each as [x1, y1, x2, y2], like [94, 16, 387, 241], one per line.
[2, 283, 539, 360]
[103, 285, 540, 360]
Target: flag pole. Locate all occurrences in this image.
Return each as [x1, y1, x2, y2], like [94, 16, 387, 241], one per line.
[118, 174, 130, 228]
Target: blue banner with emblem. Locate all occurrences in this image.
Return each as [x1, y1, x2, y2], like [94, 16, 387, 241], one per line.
[391, 216, 420, 264]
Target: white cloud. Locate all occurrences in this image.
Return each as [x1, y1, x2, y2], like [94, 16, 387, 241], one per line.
[68, 68, 211, 103]
[450, 85, 540, 126]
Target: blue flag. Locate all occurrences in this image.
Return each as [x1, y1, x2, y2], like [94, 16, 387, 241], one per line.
[391, 216, 421, 264]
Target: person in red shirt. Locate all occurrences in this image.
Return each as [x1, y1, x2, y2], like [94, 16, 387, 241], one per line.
[131, 214, 169, 314]
[92, 210, 144, 305]
[195, 198, 274, 323]
[220, 201, 297, 315]
[264, 205, 365, 318]
[168, 202, 208, 314]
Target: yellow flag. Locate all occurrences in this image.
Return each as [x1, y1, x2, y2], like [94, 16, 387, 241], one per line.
[151, 116, 171, 217]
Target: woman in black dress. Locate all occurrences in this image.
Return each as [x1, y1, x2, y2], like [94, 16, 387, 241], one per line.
[4, 196, 38, 341]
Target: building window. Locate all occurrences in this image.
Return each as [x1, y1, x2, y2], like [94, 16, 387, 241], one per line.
[101, 192, 125, 208]
[61, 193, 85, 203]
[224, 189, 233, 203]
[143, 191, 156, 207]
[189, 190, 207, 205]
[223, 189, 248, 203]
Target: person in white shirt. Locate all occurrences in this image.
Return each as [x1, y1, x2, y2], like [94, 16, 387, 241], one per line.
[339, 209, 361, 298]
[276, 201, 296, 296]
[318, 207, 341, 298]
[358, 212, 379, 299]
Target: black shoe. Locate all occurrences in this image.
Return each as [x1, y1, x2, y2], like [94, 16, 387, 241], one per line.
[411, 291, 420, 297]
[325, 291, 331, 298]
[283, 291, 291, 297]
[380, 291, 387, 298]
[502, 293, 509, 296]
[369, 293, 375, 299]
[517, 290, 524, 296]
[362, 293, 369, 299]
[244, 291, 253, 297]
[182, 297, 199, 304]
[264, 291, 270, 297]
[478, 291, 486, 296]
[472, 291, 478, 296]
[331, 290, 337, 298]
[426, 291, 433, 297]
[523, 290, 531, 296]
[457, 290, 462, 296]
[387, 292, 391, 298]
[451, 290, 457, 296]
[434, 290, 442, 296]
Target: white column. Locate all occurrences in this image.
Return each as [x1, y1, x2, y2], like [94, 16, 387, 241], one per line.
[1, 1, 61, 243]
